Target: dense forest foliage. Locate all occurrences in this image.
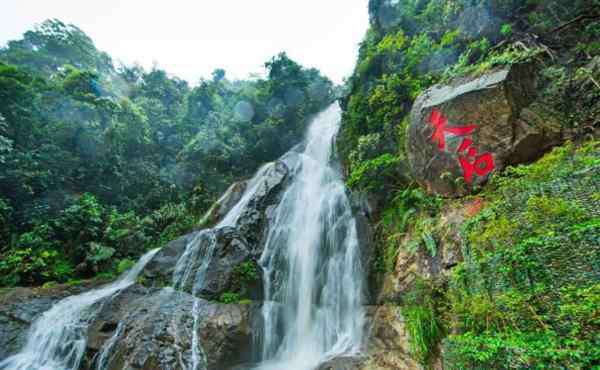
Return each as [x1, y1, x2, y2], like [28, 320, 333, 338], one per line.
[0, 19, 334, 286]
[338, 0, 599, 368]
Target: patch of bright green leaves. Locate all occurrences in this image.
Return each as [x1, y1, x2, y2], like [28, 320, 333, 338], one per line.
[403, 279, 445, 368]
[376, 188, 442, 272]
[445, 141, 600, 369]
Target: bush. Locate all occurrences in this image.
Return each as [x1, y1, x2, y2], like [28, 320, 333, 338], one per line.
[219, 292, 241, 304]
[403, 280, 445, 367]
[445, 140, 600, 369]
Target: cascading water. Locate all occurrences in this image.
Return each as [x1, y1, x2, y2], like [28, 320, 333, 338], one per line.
[172, 161, 278, 294]
[0, 104, 365, 370]
[171, 103, 365, 370]
[0, 248, 160, 370]
[171, 161, 282, 370]
[255, 103, 365, 370]
[94, 322, 124, 370]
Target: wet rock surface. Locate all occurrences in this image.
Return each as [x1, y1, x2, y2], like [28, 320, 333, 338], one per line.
[0, 280, 108, 361]
[86, 285, 254, 370]
[142, 153, 299, 300]
[359, 305, 421, 370]
[408, 64, 562, 196]
[350, 191, 377, 304]
[142, 227, 256, 300]
[200, 181, 248, 227]
[317, 356, 365, 370]
[318, 306, 421, 370]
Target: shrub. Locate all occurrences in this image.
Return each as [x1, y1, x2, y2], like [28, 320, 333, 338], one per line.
[219, 292, 241, 304]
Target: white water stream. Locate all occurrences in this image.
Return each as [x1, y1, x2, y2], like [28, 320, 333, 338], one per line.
[0, 249, 159, 370]
[171, 161, 282, 370]
[255, 104, 365, 370]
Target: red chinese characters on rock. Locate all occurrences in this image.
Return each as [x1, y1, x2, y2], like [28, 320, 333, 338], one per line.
[428, 109, 495, 184]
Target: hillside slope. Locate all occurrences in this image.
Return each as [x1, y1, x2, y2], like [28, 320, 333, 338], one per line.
[337, 0, 600, 368]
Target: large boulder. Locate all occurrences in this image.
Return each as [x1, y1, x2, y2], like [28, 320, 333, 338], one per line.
[408, 64, 562, 196]
[86, 285, 254, 370]
[142, 152, 300, 300]
[142, 227, 260, 300]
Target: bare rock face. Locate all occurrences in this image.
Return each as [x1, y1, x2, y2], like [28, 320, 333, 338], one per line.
[86, 285, 254, 370]
[141, 153, 300, 300]
[362, 306, 421, 370]
[378, 198, 475, 304]
[408, 64, 562, 196]
[320, 306, 421, 370]
[200, 181, 248, 227]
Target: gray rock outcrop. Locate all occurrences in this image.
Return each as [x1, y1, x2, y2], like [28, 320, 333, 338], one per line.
[408, 64, 562, 196]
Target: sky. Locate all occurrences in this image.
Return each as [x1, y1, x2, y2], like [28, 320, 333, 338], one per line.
[0, 0, 370, 84]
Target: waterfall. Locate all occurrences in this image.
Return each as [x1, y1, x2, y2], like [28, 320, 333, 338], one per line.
[172, 161, 278, 294]
[172, 103, 365, 370]
[255, 103, 365, 370]
[0, 248, 160, 370]
[0, 104, 365, 370]
[172, 162, 282, 370]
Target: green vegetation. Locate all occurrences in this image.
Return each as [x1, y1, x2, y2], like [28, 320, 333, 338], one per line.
[341, 1, 600, 368]
[340, 0, 599, 195]
[223, 260, 260, 302]
[403, 279, 445, 367]
[375, 188, 442, 272]
[1, 4, 599, 368]
[443, 141, 600, 369]
[376, 141, 599, 369]
[218, 292, 241, 304]
[0, 19, 334, 287]
[233, 261, 259, 284]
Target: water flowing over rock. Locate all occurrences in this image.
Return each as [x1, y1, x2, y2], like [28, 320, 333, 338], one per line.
[200, 181, 248, 227]
[254, 104, 366, 369]
[141, 151, 300, 300]
[0, 280, 108, 361]
[85, 286, 254, 370]
[314, 306, 421, 370]
[0, 249, 159, 370]
[408, 64, 562, 196]
[0, 104, 371, 370]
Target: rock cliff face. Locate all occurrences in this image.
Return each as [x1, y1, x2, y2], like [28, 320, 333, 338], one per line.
[141, 150, 300, 300]
[408, 64, 562, 197]
[85, 285, 254, 370]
